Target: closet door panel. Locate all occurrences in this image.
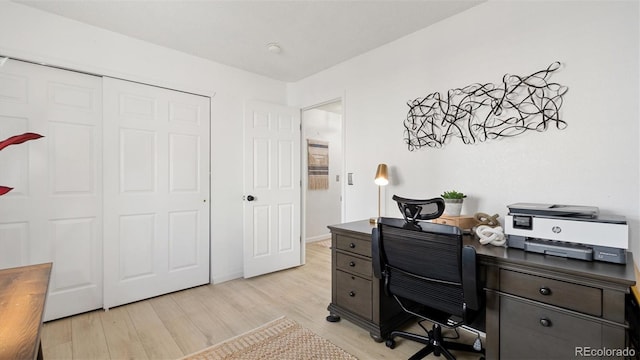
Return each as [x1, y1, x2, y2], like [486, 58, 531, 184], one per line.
[0, 222, 29, 268]
[49, 217, 96, 289]
[169, 210, 198, 270]
[0, 59, 103, 321]
[44, 66, 103, 322]
[120, 129, 157, 192]
[50, 122, 96, 193]
[169, 133, 199, 191]
[103, 77, 210, 309]
[119, 213, 155, 279]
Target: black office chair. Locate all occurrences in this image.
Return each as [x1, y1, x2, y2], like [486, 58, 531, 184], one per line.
[372, 217, 484, 360]
[392, 195, 445, 225]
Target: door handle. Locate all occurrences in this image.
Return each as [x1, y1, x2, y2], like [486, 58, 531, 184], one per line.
[246, 195, 256, 201]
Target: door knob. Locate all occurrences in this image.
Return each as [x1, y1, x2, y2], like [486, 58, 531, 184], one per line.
[246, 195, 256, 201]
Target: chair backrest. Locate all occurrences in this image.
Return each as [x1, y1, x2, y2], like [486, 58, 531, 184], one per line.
[392, 195, 445, 224]
[373, 217, 479, 318]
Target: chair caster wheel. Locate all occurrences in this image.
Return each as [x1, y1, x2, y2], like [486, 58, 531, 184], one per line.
[385, 339, 396, 349]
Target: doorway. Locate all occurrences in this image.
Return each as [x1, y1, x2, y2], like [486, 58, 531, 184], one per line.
[301, 99, 344, 244]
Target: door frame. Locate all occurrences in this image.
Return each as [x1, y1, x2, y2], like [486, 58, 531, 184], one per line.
[300, 96, 346, 260]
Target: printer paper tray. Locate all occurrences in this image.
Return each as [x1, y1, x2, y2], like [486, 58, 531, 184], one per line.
[523, 238, 593, 261]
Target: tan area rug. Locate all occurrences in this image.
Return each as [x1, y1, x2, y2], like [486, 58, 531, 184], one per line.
[180, 317, 357, 360]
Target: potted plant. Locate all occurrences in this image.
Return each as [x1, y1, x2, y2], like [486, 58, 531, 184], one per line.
[441, 190, 466, 216]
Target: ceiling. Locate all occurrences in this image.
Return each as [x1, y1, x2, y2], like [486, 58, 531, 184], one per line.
[15, 1, 484, 82]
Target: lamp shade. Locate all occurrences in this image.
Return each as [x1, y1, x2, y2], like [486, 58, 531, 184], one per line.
[374, 163, 389, 186]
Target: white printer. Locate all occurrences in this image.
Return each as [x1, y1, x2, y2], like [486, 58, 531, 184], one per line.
[504, 203, 628, 264]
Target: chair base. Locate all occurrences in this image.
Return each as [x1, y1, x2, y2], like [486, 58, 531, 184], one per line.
[386, 323, 484, 360]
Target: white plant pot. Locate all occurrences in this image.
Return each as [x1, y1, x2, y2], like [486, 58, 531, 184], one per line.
[444, 199, 463, 216]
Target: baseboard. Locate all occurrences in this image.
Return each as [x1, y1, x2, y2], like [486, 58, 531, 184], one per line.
[306, 233, 331, 243]
[212, 271, 243, 284]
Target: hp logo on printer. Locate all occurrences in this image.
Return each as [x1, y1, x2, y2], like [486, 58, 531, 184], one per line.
[552, 226, 562, 234]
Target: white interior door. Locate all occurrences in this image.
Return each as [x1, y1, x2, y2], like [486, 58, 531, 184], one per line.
[0, 59, 103, 321]
[103, 77, 210, 309]
[243, 100, 301, 278]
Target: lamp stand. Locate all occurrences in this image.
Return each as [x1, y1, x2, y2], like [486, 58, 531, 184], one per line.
[370, 186, 382, 224]
[371, 163, 389, 224]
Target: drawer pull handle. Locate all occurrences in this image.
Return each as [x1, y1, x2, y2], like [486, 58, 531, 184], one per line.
[349, 291, 356, 297]
[539, 318, 552, 327]
[349, 261, 356, 267]
[349, 243, 356, 248]
[539, 287, 552, 296]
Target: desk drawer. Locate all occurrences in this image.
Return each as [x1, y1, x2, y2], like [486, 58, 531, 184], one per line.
[336, 234, 371, 257]
[336, 252, 372, 278]
[500, 269, 602, 316]
[500, 296, 604, 359]
[336, 270, 372, 320]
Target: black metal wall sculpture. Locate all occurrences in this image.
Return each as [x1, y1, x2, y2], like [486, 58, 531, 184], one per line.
[403, 62, 568, 151]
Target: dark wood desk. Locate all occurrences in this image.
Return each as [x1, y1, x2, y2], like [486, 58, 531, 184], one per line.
[326, 220, 410, 342]
[327, 220, 636, 359]
[0, 263, 52, 360]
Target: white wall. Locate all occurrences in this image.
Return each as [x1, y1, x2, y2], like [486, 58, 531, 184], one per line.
[2, 1, 638, 279]
[0, 2, 288, 283]
[289, 1, 640, 268]
[303, 108, 343, 241]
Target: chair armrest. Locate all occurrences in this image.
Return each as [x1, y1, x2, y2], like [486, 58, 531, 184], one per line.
[462, 245, 480, 311]
[372, 228, 382, 279]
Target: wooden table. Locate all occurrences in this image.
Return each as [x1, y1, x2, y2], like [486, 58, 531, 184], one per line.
[0, 263, 52, 360]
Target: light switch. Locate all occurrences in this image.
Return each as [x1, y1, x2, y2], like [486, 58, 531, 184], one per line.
[348, 173, 353, 185]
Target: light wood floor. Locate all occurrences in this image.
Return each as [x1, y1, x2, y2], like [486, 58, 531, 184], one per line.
[41, 242, 483, 360]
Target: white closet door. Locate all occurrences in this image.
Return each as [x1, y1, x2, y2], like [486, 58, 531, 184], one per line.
[103, 77, 210, 309]
[0, 59, 103, 321]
